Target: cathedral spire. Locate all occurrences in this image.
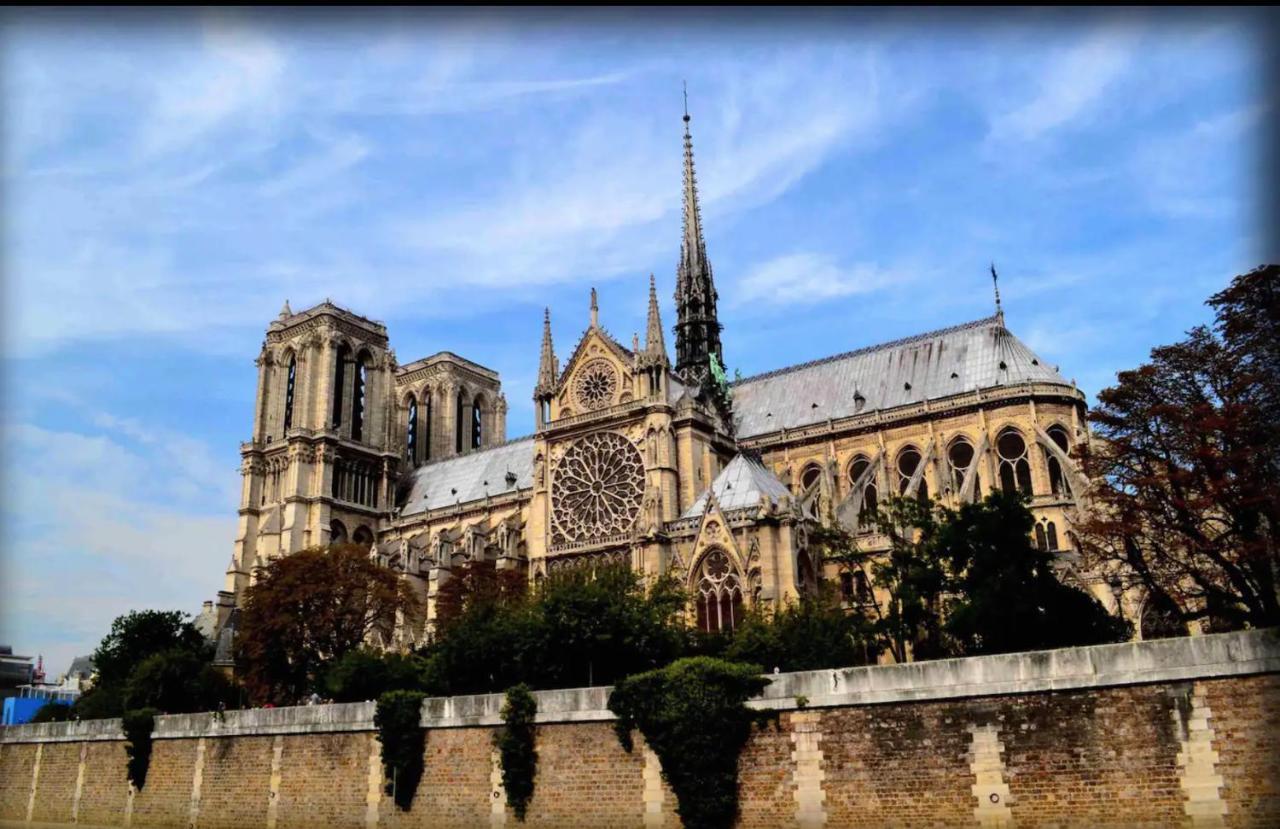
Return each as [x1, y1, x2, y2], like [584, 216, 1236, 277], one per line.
[536, 307, 558, 393]
[645, 274, 667, 361]
[590, 287, 599, 328]
[673, 91, 724, 387]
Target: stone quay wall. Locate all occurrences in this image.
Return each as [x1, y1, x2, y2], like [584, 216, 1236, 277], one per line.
[2, 629, 1277, 828]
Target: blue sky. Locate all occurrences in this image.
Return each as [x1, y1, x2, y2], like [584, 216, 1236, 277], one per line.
[0, 8, 1270, 676]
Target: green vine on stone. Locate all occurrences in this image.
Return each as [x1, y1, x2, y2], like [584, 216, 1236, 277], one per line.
[495, 683, 538, 821]
[374, 690, 427, 811]
[122, 707, 159, 790]
[609, 658, 771, 829]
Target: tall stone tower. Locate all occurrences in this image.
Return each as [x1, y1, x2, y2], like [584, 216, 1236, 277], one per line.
[217, 300, 399, 624]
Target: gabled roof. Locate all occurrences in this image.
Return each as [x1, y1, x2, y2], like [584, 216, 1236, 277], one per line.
[401, 437, 535, 516]
[556, 326, 634, 388]
[682, 454, 792, 519]
[731, 316, 1071, 439]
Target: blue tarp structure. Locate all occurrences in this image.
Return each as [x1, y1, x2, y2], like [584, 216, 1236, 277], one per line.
[2, 695, 71, 725]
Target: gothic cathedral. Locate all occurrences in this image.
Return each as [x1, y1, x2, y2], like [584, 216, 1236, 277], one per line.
[206, 109, 1096, 660]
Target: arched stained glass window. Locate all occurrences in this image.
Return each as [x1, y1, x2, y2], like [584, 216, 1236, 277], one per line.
[694, 549, 743, 634]
[997, 429, 1033, 496]
[800, 464, 822, 494]
[947, 439, 977, 494]
[351, 356, 368, 442]
[472, 400, 483, 449]
[848, 455, 878, 530]
[897, 447, 928, 501]
[1046, 425, 1070, 496]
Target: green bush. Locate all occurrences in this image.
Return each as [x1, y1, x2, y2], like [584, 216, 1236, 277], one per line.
[31, 701, 74, 723]
[323, 649, 427, 703]
[495, 684, 538, 821]
[724, 597, 875, 672]
[609, 658, 770, 829]
[122, 708, 159, 790]
[374, 690, 427, 811]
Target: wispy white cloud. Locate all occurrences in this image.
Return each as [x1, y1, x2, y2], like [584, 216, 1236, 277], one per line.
[989, 27, 1139, 143]
[735, 253, 904, 306]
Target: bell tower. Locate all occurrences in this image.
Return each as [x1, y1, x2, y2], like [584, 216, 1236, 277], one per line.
[220, 300, 398, 622]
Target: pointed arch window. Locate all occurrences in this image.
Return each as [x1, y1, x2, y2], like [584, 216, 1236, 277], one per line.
[1046, 425, 1070, 496]
[472, 399, 483, 449]
[897, 447, 928, 501]
[997, 429, 1033, 496]
[424, 395, 433, 461]
[351, 356, 368, 442]
[283, 355, 296, 431]
[1046, 521, 1059, 551]
[330, 519, 348, 546]
[1034, 523, 1048, 551]
[693, 549, 743, 634]
[332, 344, 350, 429]
[455, 390, 465, 453]
[947, 438, 977, 494]
[799, 463, 822, 494]
[406, 396, 418, 464]
[848, 455, 878, 530]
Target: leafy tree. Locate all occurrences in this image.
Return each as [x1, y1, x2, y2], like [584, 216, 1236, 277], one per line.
[236, 543, 421, 705]
[374, 690, 427, 811]
[609, 658, 771, 829]
[324, 649, 428, 703]
[1078, 265, 1280, 630]
[122, 648, 237, 714]
[864, 496, 949, 662]
[939, 492, 1130, 654]
[433, 559, 528, 629]
[495, 684, 538, 821]
[420, 564, 687, 695]
[92, 610, 208, 692]
[724, 594, 875, 672]
[72, 609, 209, 719]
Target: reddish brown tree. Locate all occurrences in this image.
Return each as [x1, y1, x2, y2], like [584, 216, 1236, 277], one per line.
[432, 559, 528, 631]
[235, 544, 420, 704]
[1078, 265, 1280, 631]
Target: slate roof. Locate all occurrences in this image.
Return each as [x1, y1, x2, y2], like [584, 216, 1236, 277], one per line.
[730, 315, 1070, 439]
[682, 454, 792, 519]
[401, 437, 535, 516]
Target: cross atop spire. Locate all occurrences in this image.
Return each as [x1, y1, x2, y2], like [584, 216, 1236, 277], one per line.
[990, 262, 1005, 325]
[673, 90, 724, 388]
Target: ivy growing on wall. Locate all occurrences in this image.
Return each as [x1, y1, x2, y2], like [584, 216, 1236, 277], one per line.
[122, 707, 159, 790]
[609, 658, 771, 829]
[495, 684, 538, 821]
[374, 690, 427, 811]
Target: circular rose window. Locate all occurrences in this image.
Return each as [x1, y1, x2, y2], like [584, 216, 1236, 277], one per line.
[573, 359, 618, 411]
[551, 432, 644, 545]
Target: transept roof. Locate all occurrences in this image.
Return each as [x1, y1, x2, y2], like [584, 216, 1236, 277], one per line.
[682, 453, 792, 519]
[400, 436, 535, 516]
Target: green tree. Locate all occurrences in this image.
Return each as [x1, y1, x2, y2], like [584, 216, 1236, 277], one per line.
[1079, 265, 1280, 630]
[122, 649, 237, 714]
[236, 543, 421, 705]
[866, 496, 949, 662]
[31, 701, 74, 723]
[939, 492, 1130, 654]
[724, 594, 875, 672]
[324, 649, 428, 703]
[73, 609, 209, 719]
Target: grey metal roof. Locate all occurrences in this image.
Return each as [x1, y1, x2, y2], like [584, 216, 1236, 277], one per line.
[682, 454, 792, 519]
[731, 315, 1070, 439]
[401, 437, 535, 516]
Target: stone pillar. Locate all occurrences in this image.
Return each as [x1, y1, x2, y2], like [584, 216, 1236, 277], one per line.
[791, 711, 827, 828]
[968, 724, 1014, 827]
[1176, 685, 1228, 827]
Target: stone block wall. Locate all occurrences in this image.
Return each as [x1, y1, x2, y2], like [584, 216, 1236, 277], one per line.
[1, 629, 1277, 828]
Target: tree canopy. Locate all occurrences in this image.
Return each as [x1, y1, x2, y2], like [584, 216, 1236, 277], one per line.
[235, 543, 420, 705]
[1079, 264, 1280, 631]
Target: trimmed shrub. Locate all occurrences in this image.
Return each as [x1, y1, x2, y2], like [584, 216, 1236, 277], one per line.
[122, 708, 159, 790]
[609, 657, 770, 829]
[495, 684, 538, 821]
[374, 690, 427, 811]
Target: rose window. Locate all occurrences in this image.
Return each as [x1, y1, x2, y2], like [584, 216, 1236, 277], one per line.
[573, 360, 618, 411]
[551, 432, 644, 544]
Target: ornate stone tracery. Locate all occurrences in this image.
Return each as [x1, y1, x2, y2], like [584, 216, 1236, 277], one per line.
[550, 431, 644, 546]
[572, 359, 619, 411]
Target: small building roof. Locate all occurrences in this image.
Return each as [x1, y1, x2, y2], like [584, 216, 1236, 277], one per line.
[682, 454, 792, 519]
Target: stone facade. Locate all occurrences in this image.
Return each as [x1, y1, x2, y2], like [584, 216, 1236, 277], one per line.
[207, 108, 1132, 654]
[2, 630, 1277, 828]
